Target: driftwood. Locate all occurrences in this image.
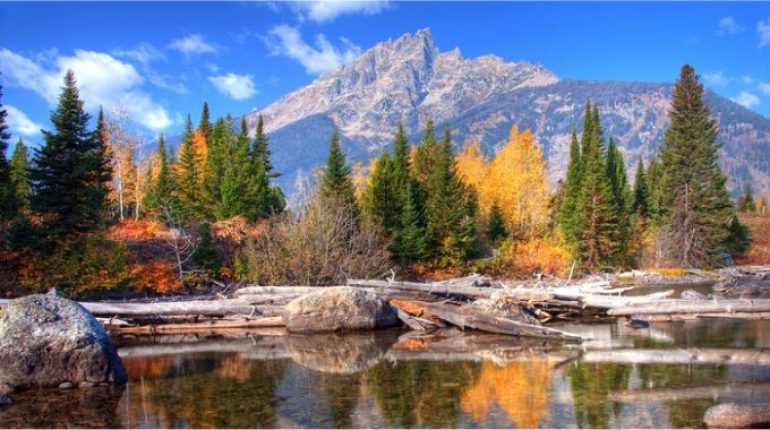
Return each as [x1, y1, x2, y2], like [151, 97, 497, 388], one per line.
[704, 403, 770, 428]
[347, 278, 497, 299]
[111, 316, 285, 334]
[80, 300, 282, 318]
[608, 299, 770, 316]
[609, 382, 770, 403]
[392, 300, 583, 341]
[581, 348, 770, 365]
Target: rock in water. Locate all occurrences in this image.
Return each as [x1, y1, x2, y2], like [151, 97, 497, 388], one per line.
[704, 403, 770, 428]
[681, 289, 707, 300]
[283, 287, 398, 333]
[0, 294, 127, 390]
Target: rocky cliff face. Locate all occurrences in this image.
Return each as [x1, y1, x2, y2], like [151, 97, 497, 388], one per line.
[244, 28, 770, 199]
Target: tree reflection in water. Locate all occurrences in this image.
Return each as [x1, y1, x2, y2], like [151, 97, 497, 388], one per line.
[567, 362, 631, 428]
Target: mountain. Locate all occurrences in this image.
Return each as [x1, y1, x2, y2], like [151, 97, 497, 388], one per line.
[244, 28, 770, 199]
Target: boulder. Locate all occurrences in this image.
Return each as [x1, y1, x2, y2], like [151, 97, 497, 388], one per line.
[283, 287, 398, 333]
[704, 403, 770, 428]
[681, 289, 707, 300]
[0, 294, 127, 391]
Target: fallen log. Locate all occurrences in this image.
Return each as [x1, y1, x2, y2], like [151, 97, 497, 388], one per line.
[79, 300, 282, 318]
[697, 312, 770, 320]
[393, 300, 583, 341]
[347, 279, 498, 299]
[704, 403, 770, 428]
[581, 348, 770, 365]
[607, 299, 770, 316]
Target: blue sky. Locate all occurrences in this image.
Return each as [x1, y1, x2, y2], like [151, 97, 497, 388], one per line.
[1, 1, 769, 146]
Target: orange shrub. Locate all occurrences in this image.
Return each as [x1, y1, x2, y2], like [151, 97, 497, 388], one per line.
[736, 213, 770, 265]
[496, 236, 571, 278]
[134, 261, 181, 294]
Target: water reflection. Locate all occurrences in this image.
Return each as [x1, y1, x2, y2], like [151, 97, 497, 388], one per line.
[3, 319, 770, 428]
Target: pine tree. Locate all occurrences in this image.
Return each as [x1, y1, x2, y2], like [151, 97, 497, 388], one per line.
[251, 114, 277, 179]
[632, 157, 649, 218]
[575, 104, 622, 270]
[362, 152, 400, 233]
[605, 138, 632, 263]
[391, 181, 427, 262]
[143, 134, 176, 218]
[738, 183, 756, 213]
[425, 128, 477, 264]
[203, 116, 232, 217]
[31, 70, 111, 238]
[10, 139, 31, 212]
[659, 64, 736, 268]
[646, 157, 664, 224]
[413, 120, 440, 188]
[486, 200, 508, 244]
[559, 127, 583, 248]
[319, 129, 358, 216]
[0, 80, 17, 222]
[199, 102, 211, 143]
[176, 115, 200, 220]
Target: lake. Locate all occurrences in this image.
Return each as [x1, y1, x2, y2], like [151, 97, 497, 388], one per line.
[2, 318, 770, 428]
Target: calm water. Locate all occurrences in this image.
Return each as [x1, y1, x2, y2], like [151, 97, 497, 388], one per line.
[3, 319, 770, 429]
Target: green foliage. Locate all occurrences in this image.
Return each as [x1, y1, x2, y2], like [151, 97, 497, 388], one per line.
[559, 127, 583, 249]
[632, 156, 649, 218]
[659, 64, 737, 268]
[10, 139, 31, 212]
[0, 80, 15, 222]
[413, 120, 440, 188]
[425, 128, 478, 265]
[486, 199, 508, 244]
[319, 129, 358, 218]
[575, 104, 622, 270]
[738, 183, 756, 212]
[143, 135, 178, 220]
[391, 181, 428, 262]
[30, 70, 111, 239]
[725, 215, 751, 257]
[199, 101, 211, 142]
[176, 115, 201, 220]
[251, 114, 277, 179]
[190, 221, 222, 277]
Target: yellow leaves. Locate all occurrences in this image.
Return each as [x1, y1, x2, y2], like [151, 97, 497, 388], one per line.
[498, 235, 572, 277]
[456, 126, 550, 238]
[460, 361, 552, 428]
[352, 157, 378, 199]
[192, 129, 208, 185]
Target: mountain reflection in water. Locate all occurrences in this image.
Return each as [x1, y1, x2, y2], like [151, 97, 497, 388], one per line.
[2, 319, 770, 429]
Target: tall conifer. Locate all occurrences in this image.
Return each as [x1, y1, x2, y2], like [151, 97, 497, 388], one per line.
[320, 129, 358, 217]
[632, 157, 649, 217]
[559, 127, 582, 247]
[0, 81, 16, 221]
[10, 140, 31, 212]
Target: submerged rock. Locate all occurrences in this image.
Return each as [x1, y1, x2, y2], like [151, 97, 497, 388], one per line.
[0, 294, 127, 391]
[283, 287, 398, 333]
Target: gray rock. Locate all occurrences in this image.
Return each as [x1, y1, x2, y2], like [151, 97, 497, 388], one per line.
[286, 332, 396, 374]
[283, 287, 398, 333]
[681, 289, 707, 300]
[0, 294, 127, 390]
[58, 381, 74, 389]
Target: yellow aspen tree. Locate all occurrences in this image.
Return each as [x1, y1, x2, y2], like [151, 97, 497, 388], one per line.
[482, 127, 549, 238]
[192, 129, 208, 188]
[456, 140, 488, 193]
[104, 106, 139, 221]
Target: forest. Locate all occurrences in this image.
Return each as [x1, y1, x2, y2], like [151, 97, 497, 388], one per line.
[0, 64, 767, 299]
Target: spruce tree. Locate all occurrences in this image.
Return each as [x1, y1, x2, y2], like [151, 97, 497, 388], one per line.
[659, 64, 736, 268]
[251, 115, 276, 178]
[391, 181, 427, 263]
[559, 127, 582, 247]
[606, 138, 632, 263]
[31, 70, 111, 237]
[203, 116, 232, 217]
[10, 139, 31, 212]
[486, 200, 508, 244]
[176, 115, 200, 220]
[646, 157, 664, 224]
[632, 157, 649, 218]
[0, 80, 17, 222]
[575, 104, 622, 270]
[425, 128, 477, 264]
[199, 102, 211, 142]
[319, 129, 357, 216]
[363, 152, 400, 232]
[144, 134, 176, 218]
[738, 183, 756, 212]
[413, 120, 440, 188]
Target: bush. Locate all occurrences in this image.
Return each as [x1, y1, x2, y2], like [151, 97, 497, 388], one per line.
[239, 196, 392, 285]
[491, 235, 571, 278]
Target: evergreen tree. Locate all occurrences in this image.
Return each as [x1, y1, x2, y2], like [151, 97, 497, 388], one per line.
[391, 181, 427, 262]
[203, 116, 232, 217]
[425, 128, 477, 264]
[319, 129, 358, 216]
[606, 138, 631, 214]
[143, 134, 176, 218]
[632, 157, 649, 218]
[363, 152, 400, 233]
[646, 157, 664, 224]
[575, 104, 622, 270]
[738, 183, 756, 212]
[31, 70, 111, 238]
[659, 64, 736, 268]
[0, 80, 17, 222]
[10, 139, 31, 212]
[251, 115, 277, 178]
[486, 200, 508, 244]
[413, 120, 440, 188]
[559, 127, 583, 247]
[199, 102, 211, 142]
[190, 221, 222, 277]
[176, 115, 200, 220]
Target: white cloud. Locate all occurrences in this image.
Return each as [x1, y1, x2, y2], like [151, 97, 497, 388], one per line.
[703, 71, 730, 87]
[169, 34, 218, 55]
[291, 0, 390, 23]
[759, 18, 770, 47]
[4, 104, 43, 137]
[758, 81, 770, 96]
[0, 48, 173, 131]
[717, 16, 744, 37]
[113, 42, 166, 64]
[208, 73, 257, 100]
[265, 25, 361, 74]
[732, 91, 760, 109]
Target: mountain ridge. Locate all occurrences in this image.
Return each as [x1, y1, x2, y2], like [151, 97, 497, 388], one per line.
[242, 28, 770, 199]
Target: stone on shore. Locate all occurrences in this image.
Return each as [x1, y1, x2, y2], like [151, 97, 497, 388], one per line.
[704, 403, 770, 428]
[0, 294, 127, 391]
[283, 287, 398, 333]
